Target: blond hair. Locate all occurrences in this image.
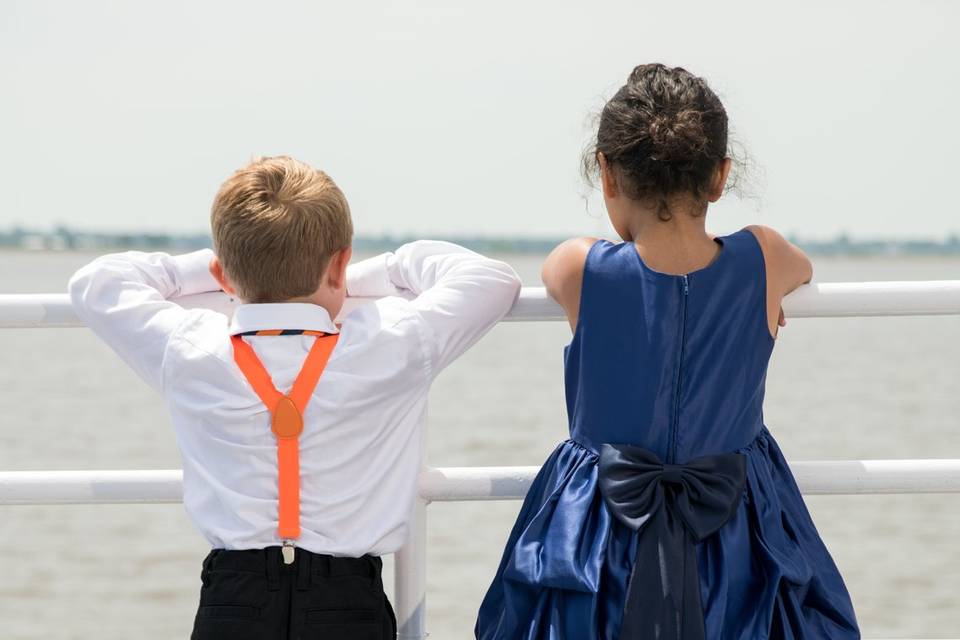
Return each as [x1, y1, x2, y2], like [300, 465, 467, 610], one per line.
[211, 156, 353, 303]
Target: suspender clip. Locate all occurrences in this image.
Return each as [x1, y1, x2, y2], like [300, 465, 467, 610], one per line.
[282, 539, 296, 565]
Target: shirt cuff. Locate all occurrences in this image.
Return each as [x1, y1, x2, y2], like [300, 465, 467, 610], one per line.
[346, 252, 401, 297]
[171, 249, 220, 297]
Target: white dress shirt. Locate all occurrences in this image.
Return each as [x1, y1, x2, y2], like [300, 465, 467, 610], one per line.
[68, 241, 521, 556]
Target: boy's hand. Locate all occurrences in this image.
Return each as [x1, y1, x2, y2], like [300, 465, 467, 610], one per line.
[778, 306, 786, 330]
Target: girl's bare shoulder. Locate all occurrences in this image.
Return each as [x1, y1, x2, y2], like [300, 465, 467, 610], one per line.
[541, 237, 603, 330]
[743, 225, 813, 293]
[542, 237, 601, 287]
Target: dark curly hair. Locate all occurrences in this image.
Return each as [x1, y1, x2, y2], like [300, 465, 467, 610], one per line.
[584, 63, 734, 220]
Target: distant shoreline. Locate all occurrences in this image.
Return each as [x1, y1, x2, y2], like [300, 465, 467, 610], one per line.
[1, 228, 959, 257]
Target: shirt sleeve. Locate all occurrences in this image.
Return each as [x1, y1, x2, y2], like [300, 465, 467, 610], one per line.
[346, 252, 403, 298]
[68, 249, 221, 393]
[349, 241, 522, 376]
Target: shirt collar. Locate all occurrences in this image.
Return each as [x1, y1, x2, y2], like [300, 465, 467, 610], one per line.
[229, 303, 339, 336]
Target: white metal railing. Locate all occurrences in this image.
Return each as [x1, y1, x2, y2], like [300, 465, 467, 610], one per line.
[1, 280, 959, 640]
[2, 280, 960, 328]
[3, 459, 960, 505]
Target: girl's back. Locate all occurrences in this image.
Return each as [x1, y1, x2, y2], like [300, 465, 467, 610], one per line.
[476, 64, 860, 639]
[566, 230, 772, 460]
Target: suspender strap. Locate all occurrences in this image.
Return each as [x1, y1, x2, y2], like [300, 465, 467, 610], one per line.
[230, 333, 339, 541]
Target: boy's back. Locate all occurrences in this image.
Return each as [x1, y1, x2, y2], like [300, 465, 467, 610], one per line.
[69, 157, 521, 638]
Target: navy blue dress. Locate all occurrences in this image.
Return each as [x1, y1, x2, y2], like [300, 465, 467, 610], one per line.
[476, 231, 860, 639]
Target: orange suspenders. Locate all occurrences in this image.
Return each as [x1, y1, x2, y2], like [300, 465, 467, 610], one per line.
[230, 332, 339, 563]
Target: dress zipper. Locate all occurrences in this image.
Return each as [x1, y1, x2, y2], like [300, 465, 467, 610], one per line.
[669, 275, 689, 463]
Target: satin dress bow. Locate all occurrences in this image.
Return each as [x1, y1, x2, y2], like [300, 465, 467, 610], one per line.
[598, 444, 747, 639]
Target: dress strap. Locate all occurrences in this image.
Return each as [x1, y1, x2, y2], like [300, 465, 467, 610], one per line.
[230, 333, 340, 549]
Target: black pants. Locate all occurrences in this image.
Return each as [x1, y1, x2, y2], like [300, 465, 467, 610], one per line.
[191, 547, 397, 640]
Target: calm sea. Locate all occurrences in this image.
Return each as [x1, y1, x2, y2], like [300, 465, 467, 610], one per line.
[1, 250, 958, 638]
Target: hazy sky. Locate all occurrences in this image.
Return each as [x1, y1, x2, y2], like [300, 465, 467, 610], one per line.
[2, 0, 957, 240]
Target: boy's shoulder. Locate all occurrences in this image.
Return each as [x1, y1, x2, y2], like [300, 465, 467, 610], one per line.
[167, 298, 431, 382]
[341, 295, 430, 344]
[168, 307, 234, 363]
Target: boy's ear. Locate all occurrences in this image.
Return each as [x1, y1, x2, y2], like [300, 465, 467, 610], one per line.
[209, 256, 237, 296]
[326, 247, 353, 290]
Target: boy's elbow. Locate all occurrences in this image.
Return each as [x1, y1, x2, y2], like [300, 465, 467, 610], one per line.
[490, 259, 523, 299]
[68, 263, 96, 310]
[504, 271, 523, 312]
[468, 257, 521, 317]
[68, 254, 121, 316]
[497, 259, 522, 288]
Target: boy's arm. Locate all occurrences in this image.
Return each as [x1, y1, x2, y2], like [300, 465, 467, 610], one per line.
[347, 240, 522, 376]
[68, 249, 221, 392]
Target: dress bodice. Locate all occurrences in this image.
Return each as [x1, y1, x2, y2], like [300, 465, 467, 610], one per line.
[563, 230, 775, 461]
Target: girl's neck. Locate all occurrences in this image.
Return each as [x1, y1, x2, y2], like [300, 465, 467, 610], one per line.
[620, 204, 720, 275]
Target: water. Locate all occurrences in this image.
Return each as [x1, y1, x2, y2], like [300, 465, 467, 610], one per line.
[1, 250, 958, 638]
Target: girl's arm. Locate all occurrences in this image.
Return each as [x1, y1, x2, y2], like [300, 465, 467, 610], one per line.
[541, 237, 600, 332]
[745, 225, 813, 339]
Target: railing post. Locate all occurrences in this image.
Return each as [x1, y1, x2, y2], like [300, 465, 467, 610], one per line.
[394, 497, 428, 639]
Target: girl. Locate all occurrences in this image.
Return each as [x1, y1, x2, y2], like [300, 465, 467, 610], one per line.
[476, 64, 859, 639]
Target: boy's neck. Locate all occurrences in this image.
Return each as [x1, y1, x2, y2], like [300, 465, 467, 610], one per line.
[284, 293, 324, 305]
[248, 293, 340, 320]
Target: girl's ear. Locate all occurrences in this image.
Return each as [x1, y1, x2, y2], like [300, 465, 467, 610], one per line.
[209, 255, 237, 296]
[599, 153, 620, 199]
[707, 158, 733, 202]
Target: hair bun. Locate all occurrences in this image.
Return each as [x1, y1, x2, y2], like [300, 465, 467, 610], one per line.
[648, 109, 706, 163]
[583, 63, 731, 220]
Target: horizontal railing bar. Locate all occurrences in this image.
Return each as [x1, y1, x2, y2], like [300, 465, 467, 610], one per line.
[781, 280, 960, 318]
[2, 459, 959, 505]
[419, 459, 960, 500]
[0, 470, 184, 504]
[0, 280, 958, 328]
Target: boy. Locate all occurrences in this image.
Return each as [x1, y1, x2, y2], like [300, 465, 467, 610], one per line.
[69, 156, 521, 639]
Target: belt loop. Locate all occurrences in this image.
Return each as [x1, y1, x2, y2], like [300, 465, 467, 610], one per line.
[368, 555, 382, 588]
[265, 547, 281, 591]
[201, 550, 215, 573]
[296, 549, 312, 590]
[200, 550, 215, 588]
